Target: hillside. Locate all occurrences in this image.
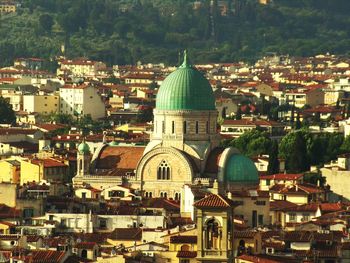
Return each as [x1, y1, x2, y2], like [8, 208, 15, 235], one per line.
[1, 0, 350, 67]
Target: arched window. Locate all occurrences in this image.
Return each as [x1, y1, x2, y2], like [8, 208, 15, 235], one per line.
[172, 121, 175, 134]
[79, 159, 83, 172]
[195, 121, 199, 134]
[183, 121, 187, 134]
[205, 218, 220, 250]
[160, 192, 167, 198]
[174, 192, 181, 201]
[157, 160, 170, 180]
[206, 121, 209, 134]
[162, 121, 165, 133]
[81, 249, 87, 258]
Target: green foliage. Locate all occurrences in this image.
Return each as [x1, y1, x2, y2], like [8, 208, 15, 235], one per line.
[267, 140, 279, 175]
[229, 129, 271, 157]
[279, 130, 344, 172]
[303, 171, 325, 187]
[287, 131, 309, 173]
[38, 14, 54, 32]
[0, 96, 16, 124]
[136, 107, 153, 123]
[2, 1, 350, 66]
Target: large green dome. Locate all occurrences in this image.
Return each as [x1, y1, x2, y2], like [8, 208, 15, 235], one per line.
[156, 52, 216, 111]
[225, 154, 259, 184]
[78, 141, 90, 154]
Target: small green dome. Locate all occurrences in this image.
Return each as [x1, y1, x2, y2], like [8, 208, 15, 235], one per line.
[78, 141, 90, 154]
[225, 154, 259, 184]
[156, 51, 215, 111]
[109, 140, 119, 146]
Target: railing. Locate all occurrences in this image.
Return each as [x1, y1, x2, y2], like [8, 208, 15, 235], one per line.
[204, 250, 222, 256]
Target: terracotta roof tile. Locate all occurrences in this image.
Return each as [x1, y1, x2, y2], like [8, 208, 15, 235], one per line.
[96, 146, 145, 170]
[193, 194, 236, 208]
[74, 242, 97, 250]
[204, 147, 224, 173]
[27, 250, 66, 263]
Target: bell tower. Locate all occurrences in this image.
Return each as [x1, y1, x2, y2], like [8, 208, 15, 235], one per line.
[76, 139, 91, 176]
[194, 194, 235, 263]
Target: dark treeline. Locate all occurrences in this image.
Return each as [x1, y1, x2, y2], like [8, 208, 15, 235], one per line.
[1, 0, 350, 67]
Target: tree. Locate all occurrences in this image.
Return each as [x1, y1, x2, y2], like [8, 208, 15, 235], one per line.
[0, 96, 16, 124]
[286, 131, 309, 173]
[236, 107, 242, 120]
[39, 14, 54, 32]
[267, 140, 279, 175]
[295, 112, 301, 130]
[231, 129, 271, 157]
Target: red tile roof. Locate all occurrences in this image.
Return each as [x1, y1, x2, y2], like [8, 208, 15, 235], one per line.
[30, 158, 67, 168]
[260, 173, 303, 181]
[74, 242, 97, 250]
[204, 147, 224, 173]
[95, 146, 145, 170]
[193, 194, 236, 208]
[27, 250, 66, 263]
[0, 204, 21, 219]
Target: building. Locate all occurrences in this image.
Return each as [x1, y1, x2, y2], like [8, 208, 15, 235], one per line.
[0, 1, 17, 13]
[73, 53, 261, 200]
[57, 59, 106, 77]
[20, 157, 69, 185]
[23, 94, 59, 114]
[59, 84, 105, 120]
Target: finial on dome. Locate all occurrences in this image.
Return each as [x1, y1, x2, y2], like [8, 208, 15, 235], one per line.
[180, 50, 191, 68]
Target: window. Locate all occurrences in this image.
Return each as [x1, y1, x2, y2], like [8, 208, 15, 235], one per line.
[255, 200, 266, 206]
[206, 121, 209, 134]
[266, 179, 271, 186]
[99, 219, 107, 228]
[157, 160, 170, 180]
[258, 215, 264, 225]
[162, 121, 165, 133]
[302, 213, 310, 222]
[160, 192, 167, 198]
[172, 121, 175, 134]
[180, 260, 190, 263]
[183, 121, 187, 134]
[174, 192, 181, 201]
[82, 192, 86, 199]
[195, 121, 199, 134]
[23, 208, 34, 218]
[289, 213, 296, 222]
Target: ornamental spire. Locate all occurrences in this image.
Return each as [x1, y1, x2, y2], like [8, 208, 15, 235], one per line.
[180, 50, 191, 68]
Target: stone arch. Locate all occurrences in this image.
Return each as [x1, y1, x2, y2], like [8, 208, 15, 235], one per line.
[136, 147, 195, 182]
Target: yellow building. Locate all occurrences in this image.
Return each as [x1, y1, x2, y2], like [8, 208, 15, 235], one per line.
[23, 94, 59, 114]
[20, 158, 69, 185]
[0, 1, 16, 13]
[0, 158, 21, 183]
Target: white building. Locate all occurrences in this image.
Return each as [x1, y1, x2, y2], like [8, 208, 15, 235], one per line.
[59, 84, 105, 120]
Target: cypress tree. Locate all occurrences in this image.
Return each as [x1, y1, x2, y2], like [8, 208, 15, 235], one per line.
[288, 132, 309, 173]
[267, 140, 280, 175]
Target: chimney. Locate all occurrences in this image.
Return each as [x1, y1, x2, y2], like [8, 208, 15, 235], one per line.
[212, 180, 218, 194]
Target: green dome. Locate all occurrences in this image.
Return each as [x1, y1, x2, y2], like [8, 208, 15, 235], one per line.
[225, 154, 259, 184]
[109, 140, 119, 146]
[156, 52, 216, 111]
[78, 141, 90, 154]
